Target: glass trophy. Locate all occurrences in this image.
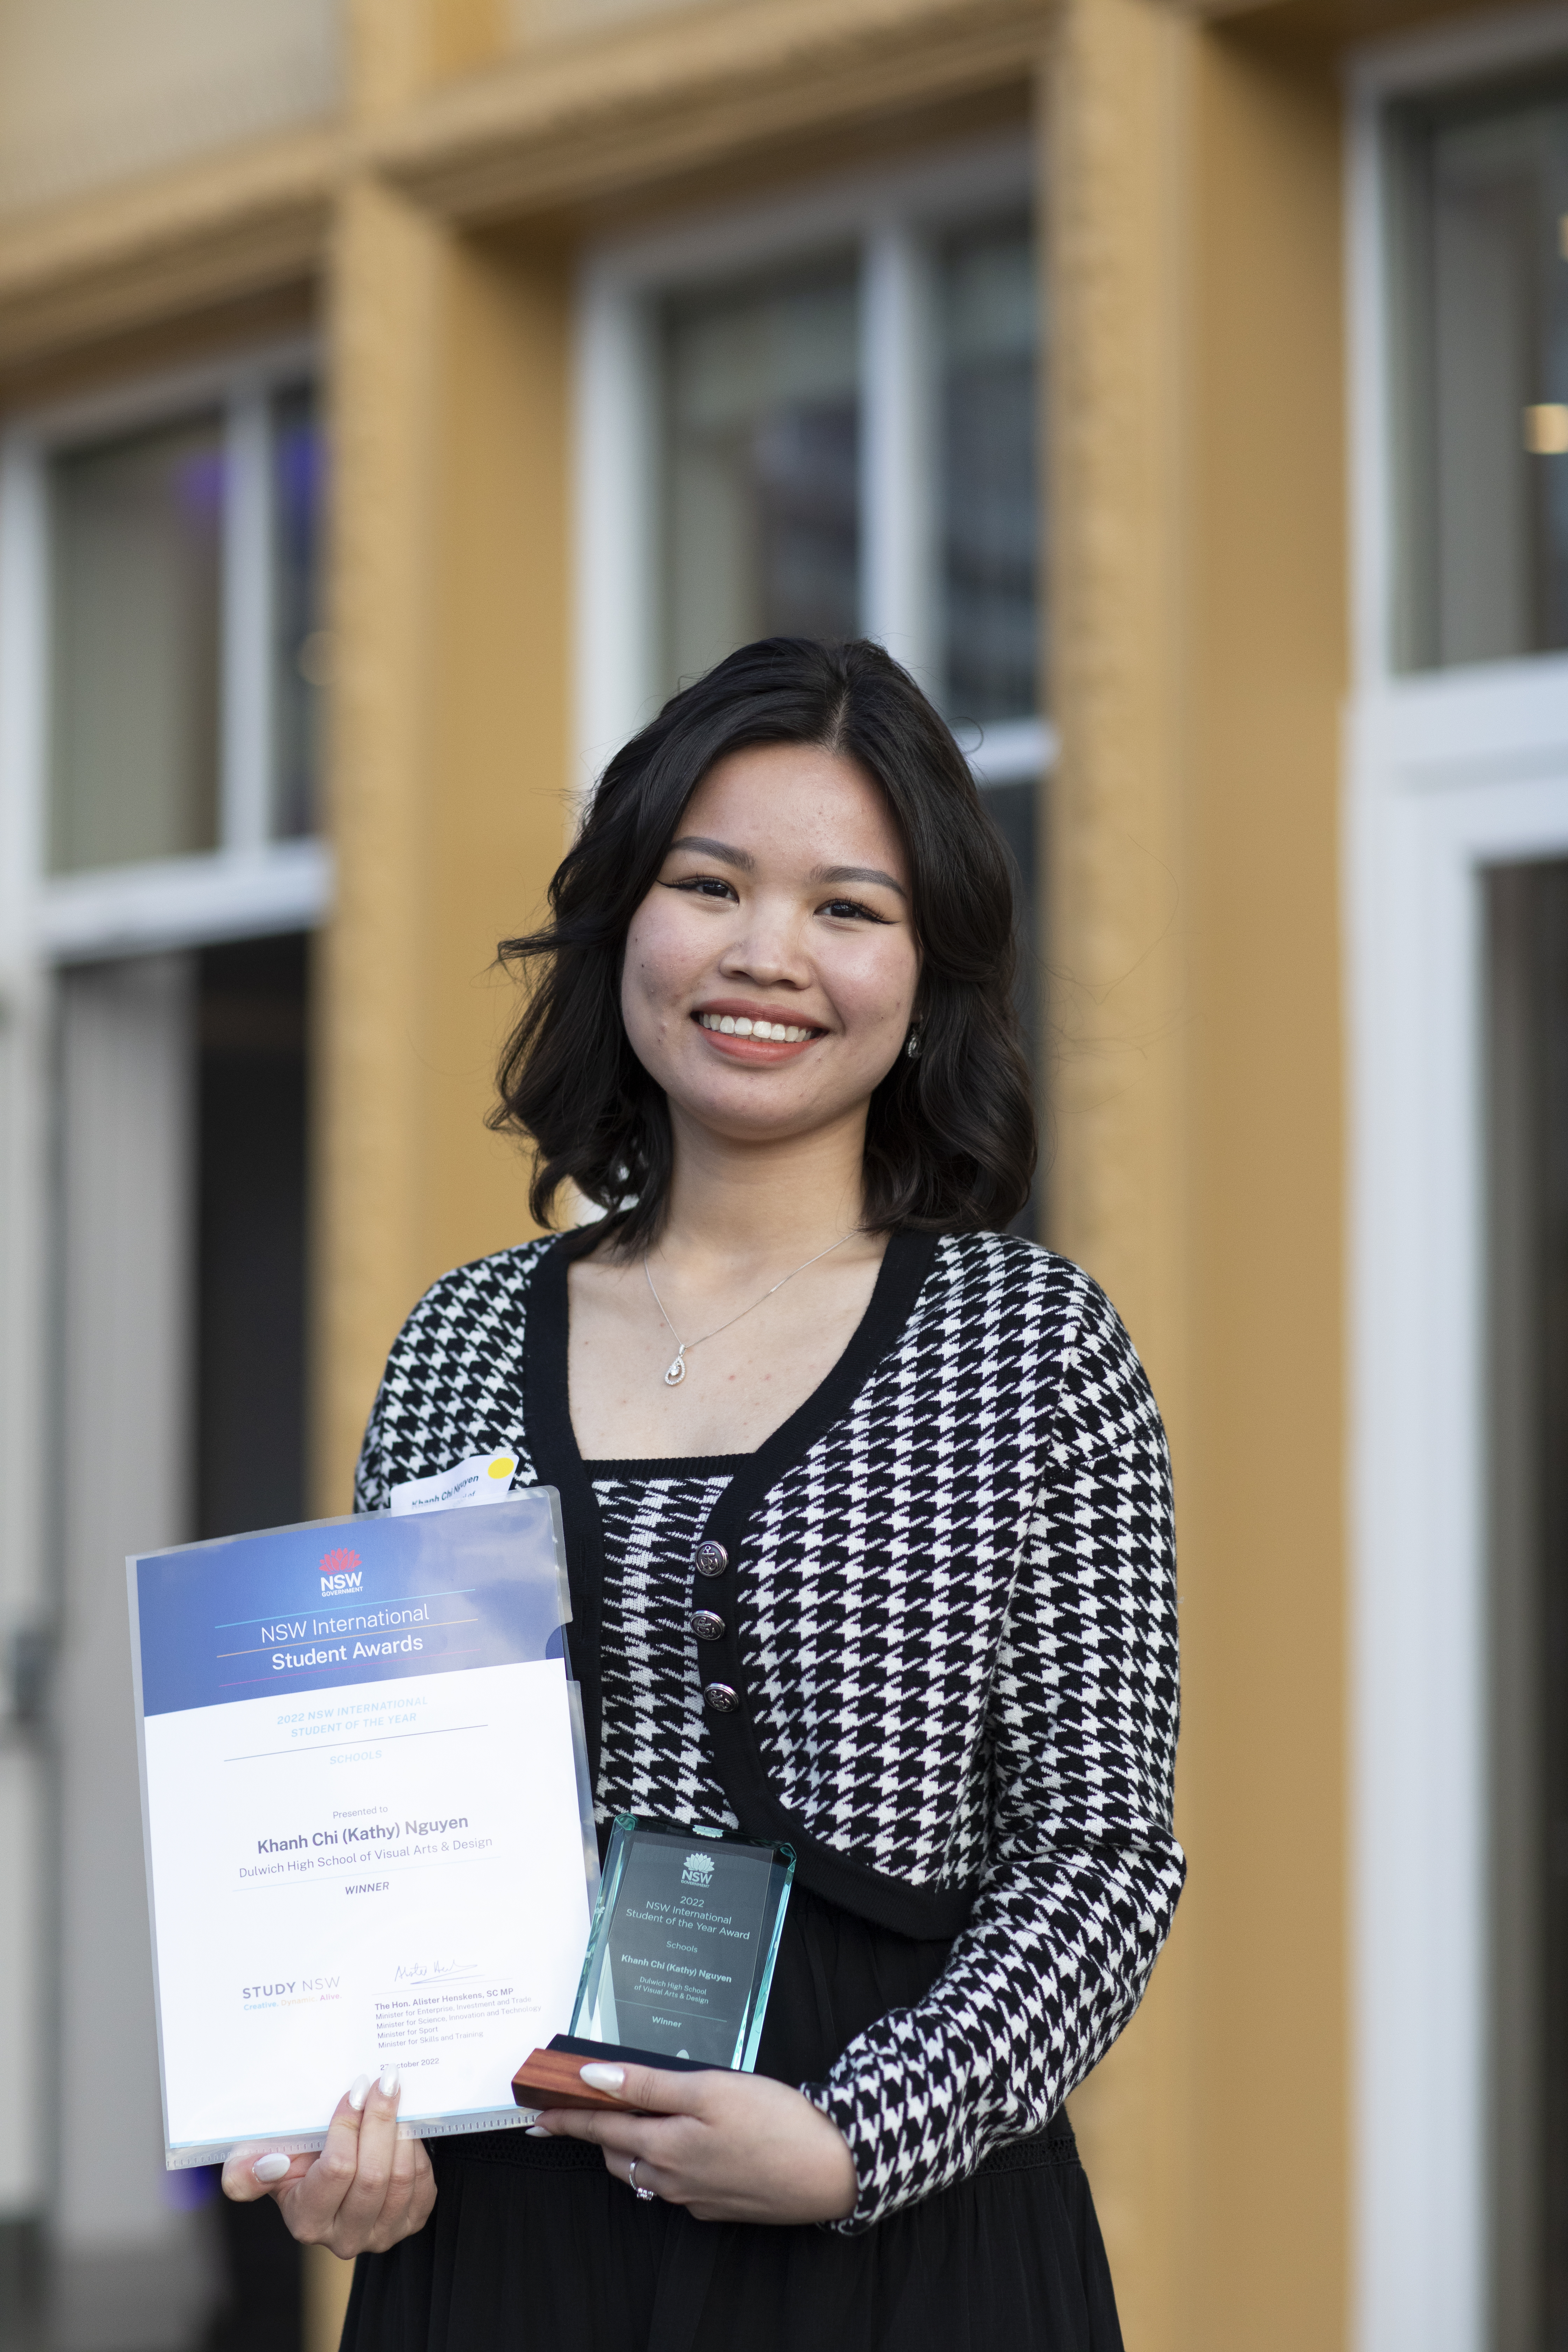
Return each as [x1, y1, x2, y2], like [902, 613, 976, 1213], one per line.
[512, 1815, 795, 2112]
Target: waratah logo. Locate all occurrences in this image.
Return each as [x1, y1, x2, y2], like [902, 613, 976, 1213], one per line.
[681, 1850, 716, 1886]
[320, 1547, 363, 1597]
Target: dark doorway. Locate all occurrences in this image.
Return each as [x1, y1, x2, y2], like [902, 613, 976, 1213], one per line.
[194, 931, 310, 2347]
[196, 933, 309, 1541]
[1488, 859, 1568, 2352]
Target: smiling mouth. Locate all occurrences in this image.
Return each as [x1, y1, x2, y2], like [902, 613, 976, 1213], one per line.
[694, 1011, 823, 1044]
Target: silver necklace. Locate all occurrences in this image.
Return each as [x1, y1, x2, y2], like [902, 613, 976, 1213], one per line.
[643, 1233, 857, 1388]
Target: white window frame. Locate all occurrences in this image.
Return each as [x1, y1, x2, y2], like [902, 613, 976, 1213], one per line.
[572, 133, 1052, 804]
[1346, 12, 1568, 2346]
[0, 337, 331, 963]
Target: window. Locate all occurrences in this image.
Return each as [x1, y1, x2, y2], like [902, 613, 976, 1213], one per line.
[579, 144, 1045, 1223]
[49, 412, 226, 873]
[577, 147, 1038, 736]
[662, 258, 862, 681]
[935, 217, 1038, 722]
[654, 214, 1042, 721]
[1, 346, 330, 964]
[585, 156, 1044, 1242]
[47, 374, 325, 868]
[634, 182, 1041, 743]
[1349, 27, 1568, 2350]
[1386, 78, 1568, 669]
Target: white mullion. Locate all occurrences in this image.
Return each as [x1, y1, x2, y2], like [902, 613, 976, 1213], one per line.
[1346, 76, 1394, 691]
[574, 270, 660, 813]
[222, 382, 273, 854]
[0, 424, 47, 966]
[967, 716, 1057, 786]
[0, 427, 50, 1638]
[861, 217, 936, 687]
[0, 424, 50, 2218]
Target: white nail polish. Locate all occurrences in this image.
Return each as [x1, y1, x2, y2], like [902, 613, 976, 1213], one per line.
[348, 2073, 372, 2112]
[252, 2152, 290, 2183]
[379, 2063, 400, 2098]
[525, 2124, 551, 2137]
[579, 2062, 625, 2092]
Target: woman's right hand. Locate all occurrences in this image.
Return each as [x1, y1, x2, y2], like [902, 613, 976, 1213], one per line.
[221, 2065, 436, 2256]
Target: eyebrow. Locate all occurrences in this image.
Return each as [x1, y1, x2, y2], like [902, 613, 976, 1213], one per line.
[667, 835, 754, 869]
[666, 836, 908, 902]
[812, 862, 908, 901]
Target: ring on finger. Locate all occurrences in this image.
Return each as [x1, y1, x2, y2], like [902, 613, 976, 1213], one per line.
[628, 2157, 657, 2203]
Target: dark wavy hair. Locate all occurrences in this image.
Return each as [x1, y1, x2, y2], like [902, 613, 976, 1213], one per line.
[490, 637, 1035, 1244]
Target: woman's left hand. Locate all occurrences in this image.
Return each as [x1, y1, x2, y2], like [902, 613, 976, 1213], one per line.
[532, 2060, 858, 2224]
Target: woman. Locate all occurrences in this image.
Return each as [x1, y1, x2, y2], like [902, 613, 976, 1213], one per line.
[225, 636, 1184, 2349]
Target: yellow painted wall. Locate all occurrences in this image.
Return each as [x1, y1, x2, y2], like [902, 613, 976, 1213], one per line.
[1184, 31, 1348, 2345]
[316, 190, 570, 1509]
[1051, 2, 1349, 2342]
[1048, 7, 1196, 2334]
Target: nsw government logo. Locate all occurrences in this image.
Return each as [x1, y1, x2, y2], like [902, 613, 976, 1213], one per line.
[320, 1546, 363, 1597]
[681, 1850, 716, 1887]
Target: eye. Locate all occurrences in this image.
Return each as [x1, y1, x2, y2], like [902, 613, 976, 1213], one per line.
[819, 896, 891, 924]
[663, 874, 738, 903]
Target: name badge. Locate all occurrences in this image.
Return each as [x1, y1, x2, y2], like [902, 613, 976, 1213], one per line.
[389, 1449, 519, 1515]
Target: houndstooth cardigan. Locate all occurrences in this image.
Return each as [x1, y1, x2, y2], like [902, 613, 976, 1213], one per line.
[354, 1223, 1185, 2233]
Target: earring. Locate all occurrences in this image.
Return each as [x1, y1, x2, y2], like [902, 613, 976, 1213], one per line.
[905, 1023, 922, 1060]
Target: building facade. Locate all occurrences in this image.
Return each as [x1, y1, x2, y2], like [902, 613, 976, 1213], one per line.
[0, 0, 1564, 2346]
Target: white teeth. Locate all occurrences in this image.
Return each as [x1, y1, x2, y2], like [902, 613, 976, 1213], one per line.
[697, 1012, 817, 1042]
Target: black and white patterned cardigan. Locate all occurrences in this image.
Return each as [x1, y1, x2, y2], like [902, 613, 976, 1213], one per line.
[354, 1223, 1185, 2233]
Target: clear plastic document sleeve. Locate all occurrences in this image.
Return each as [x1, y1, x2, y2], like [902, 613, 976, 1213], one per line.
[127, 1491, 598, 2168]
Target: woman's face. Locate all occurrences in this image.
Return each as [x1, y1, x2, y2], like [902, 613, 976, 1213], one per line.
[621, 742, 920, 1150]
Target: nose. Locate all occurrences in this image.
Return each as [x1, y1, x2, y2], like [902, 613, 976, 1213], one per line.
[715, 892, 812, 990]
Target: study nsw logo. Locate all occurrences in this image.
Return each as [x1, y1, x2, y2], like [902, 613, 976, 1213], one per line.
[319, 1547, 363, 1597]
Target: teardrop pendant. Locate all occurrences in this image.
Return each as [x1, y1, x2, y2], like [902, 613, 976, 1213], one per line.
[663, 1351, 687, 1387]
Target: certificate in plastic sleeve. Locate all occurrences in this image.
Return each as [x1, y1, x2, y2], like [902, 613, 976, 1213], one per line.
[127, 1493, 598, 2168]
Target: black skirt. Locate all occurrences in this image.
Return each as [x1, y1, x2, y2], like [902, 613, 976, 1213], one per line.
[339, 1889, 1125, 2352]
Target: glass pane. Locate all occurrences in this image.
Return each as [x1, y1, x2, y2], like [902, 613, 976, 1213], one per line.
[937, 217, 1039, 722]
[1487, 859, 1568, 2350]
[662, 260, 860, 688]
[1390, 84, 1568, 668]
[271, 384, 325, 841]
[49, 414, 224, 873]
[979, 777, 1039, 1239]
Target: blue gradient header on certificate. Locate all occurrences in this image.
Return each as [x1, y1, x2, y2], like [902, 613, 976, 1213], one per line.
[133, 1494, 569, 1716]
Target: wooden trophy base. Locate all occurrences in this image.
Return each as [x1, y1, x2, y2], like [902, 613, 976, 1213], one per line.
[512, 2035, 714, 2112]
